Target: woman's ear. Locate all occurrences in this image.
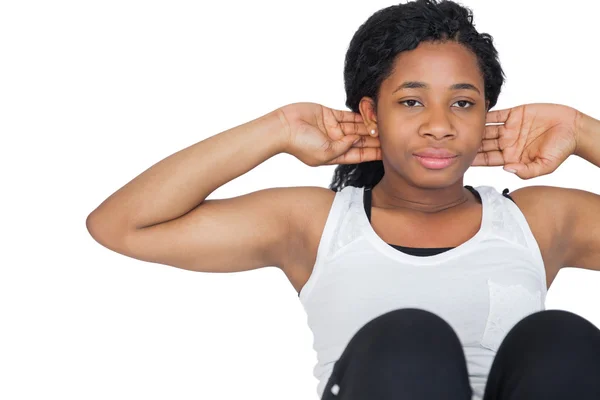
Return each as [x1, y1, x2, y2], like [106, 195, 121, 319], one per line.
[359, 97, 377, 128]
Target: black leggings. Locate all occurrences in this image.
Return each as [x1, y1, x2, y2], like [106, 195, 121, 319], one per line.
[321, 308, 600, 400]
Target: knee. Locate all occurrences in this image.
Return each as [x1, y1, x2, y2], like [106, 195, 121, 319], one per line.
[328, 309, 473, 398]
[347, 308, 464, 360]
[507, 309, 600, 346]
[500, 309, 600, 365]
[488, 310, 600, 395]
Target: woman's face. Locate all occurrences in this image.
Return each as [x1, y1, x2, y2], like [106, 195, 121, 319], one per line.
[361, 40, 490, 188]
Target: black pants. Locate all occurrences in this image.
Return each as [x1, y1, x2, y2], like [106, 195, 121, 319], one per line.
[321, 308, 600, 399]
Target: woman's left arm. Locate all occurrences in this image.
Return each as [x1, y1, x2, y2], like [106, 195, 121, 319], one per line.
[474, 103, 600, 272]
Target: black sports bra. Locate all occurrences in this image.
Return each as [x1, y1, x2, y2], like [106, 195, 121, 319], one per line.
[363, 186, 515, 256]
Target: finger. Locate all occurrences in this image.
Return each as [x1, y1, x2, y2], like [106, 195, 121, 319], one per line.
[332, 109, 365, 123]
[477, 138, 501, 153]
[326, 147, 382, 165]
[483, 123, 502, 140]
[351, 135, 380, 148]
[470, 150, 505, 167]
[340, 121, 369, 135]
[486, 108, 512, 124]
[506, 159, 553, 180]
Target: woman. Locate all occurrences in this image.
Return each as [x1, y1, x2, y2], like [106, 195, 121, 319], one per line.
[87, 0, 600, 399]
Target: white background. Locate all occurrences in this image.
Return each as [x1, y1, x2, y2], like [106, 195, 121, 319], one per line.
[2, 0, 599, 399]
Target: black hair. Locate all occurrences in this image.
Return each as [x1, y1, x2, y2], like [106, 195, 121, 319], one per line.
[329, 0, 505, 192]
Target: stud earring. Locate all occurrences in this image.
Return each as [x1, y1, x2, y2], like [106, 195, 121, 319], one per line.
[370, 129, 376, 136]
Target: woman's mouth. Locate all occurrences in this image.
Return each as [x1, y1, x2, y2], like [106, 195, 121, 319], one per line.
[413, 155, 458, 170]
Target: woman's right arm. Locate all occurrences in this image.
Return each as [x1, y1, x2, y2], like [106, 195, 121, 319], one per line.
[86, 102, 373, 273]
[85, 108, 296, 273]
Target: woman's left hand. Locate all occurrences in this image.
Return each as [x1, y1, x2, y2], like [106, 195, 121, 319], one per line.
[472, 103, 581, 179]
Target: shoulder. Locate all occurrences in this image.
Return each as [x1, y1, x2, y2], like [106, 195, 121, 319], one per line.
[508, 185, 569, 230]
[286, 186, 338, 233]
[285, 185, 366, 266]
[507, 185, 571, 272]
[280, 186, 337, 277]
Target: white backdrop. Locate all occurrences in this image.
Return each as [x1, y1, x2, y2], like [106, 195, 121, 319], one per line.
[2, 0, 599, 399]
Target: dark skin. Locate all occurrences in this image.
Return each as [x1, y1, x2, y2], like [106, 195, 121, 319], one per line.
[359, 40, 490, 215]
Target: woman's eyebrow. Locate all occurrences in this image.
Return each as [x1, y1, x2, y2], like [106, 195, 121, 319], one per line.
[393, 81, 481, 95]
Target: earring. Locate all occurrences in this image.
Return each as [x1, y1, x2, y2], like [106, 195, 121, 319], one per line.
[370, 129, 376, 136]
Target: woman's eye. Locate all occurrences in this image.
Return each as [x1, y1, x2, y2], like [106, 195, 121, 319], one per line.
[400, 100, 423, 108]
[454, 100, 474, 108]
[399, 100, 475, 109]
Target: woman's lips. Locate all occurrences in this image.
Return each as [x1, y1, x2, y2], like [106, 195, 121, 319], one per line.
[413, 155, 458, 170]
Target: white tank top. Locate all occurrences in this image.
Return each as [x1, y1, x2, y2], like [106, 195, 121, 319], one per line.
[298, 185, 547, 400]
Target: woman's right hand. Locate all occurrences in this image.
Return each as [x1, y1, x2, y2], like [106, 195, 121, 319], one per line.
[277, 102, 382, 167]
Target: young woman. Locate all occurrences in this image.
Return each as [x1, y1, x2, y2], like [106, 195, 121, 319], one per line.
[87, 0, 600, 399]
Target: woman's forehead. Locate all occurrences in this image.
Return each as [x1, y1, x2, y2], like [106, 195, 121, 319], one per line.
[383, 42, 483, 94]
